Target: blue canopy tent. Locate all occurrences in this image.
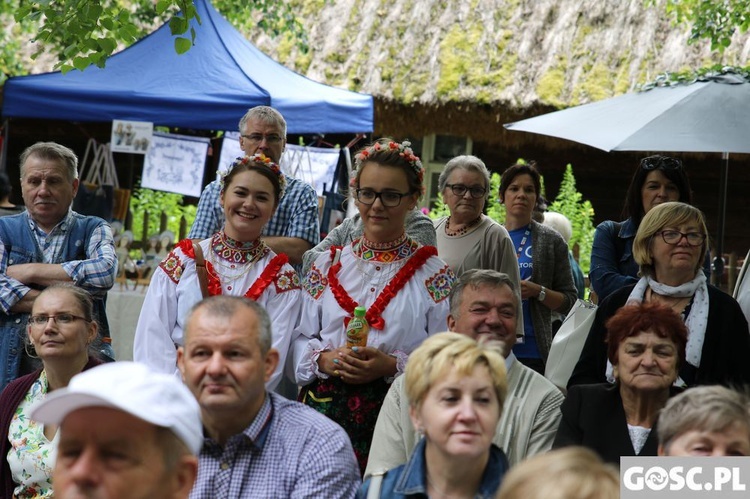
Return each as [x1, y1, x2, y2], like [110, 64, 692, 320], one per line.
[1, 0, 373, 134]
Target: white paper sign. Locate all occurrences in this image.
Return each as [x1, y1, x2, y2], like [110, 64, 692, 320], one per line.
[219, 133, 340, 196]
[282, 144, 341, 196]
[111, 120, 154, 154]
[141, 132, 209, 197]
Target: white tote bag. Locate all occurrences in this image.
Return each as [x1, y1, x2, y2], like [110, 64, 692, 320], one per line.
[544, 299, 597, 390]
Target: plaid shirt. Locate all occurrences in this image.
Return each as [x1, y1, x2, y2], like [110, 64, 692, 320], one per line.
[191, 392, 359, 499]
[0, 211, 116, 312]
[188, 176, 320, 245]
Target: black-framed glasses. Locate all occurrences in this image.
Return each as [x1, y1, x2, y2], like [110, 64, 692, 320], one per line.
[640, 155, 683, 171]
[445, 183, 487, 199]
[658, 230, 706, 247]
[29, 314, 90, 328]
[355, 189, 413, 207]
[241, 133, 284, 144]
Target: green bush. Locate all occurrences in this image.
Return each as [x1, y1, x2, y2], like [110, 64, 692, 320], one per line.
[128, 187, 197, 241]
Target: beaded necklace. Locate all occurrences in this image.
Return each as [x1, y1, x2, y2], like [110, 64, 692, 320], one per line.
[444, 215, 483, 237]
[206, 232, 268, 286]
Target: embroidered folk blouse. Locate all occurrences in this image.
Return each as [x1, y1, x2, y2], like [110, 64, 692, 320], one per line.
[292, 237, 454, 385]
[133, 233, 301, 390]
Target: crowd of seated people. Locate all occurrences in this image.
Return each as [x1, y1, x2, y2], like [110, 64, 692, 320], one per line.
[5, 110, 750, 498]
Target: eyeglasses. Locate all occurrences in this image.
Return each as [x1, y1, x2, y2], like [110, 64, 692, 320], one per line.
[29, 314, 90, 327]
[241, 134, 284, 145]
[658, 230, 706, 247]
[355, 189, 413, 207]
[445, 183, 487, 199]
[640, 156, 683, 171]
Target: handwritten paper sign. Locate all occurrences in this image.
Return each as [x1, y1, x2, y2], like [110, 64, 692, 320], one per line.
[141, 132, 209, 197]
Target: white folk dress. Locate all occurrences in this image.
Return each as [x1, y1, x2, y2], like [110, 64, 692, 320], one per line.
[292, 236, 454, 385]
[134, 233, 301, 390]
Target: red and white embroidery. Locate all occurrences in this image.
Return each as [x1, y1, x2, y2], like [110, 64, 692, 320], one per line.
[274, 269, 301, 293]
[159, 251, 184, 283]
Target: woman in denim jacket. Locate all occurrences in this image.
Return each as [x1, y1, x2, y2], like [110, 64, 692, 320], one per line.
[359, 333, 509, 499]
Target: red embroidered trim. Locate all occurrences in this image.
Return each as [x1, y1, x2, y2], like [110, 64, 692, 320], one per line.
[327, 245, 437, 330]
[178, 239, 288, 299]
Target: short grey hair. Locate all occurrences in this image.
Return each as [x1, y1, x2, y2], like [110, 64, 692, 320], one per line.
[186, 296, 273, 354]
[542, 211, 573, 244]
[449, 269, 518, 319]
[658, 385, 750, 453]
[238, 106, 287, 137]
[20, 142, 79, 181]
[437, 155, 491, 197]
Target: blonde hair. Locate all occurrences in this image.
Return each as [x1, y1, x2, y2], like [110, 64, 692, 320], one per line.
[496, 447, 619, 499]
[404, 332, 507, 412]
[632, 201, 708, 278]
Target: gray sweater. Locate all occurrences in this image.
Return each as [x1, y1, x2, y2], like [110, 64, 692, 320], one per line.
[528, 220, 577, 361]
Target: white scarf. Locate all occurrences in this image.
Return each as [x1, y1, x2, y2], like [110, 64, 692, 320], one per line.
[605, 272, 709, 384]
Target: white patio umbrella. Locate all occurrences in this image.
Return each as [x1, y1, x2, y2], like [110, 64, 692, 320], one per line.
[504, 72, 750, 276]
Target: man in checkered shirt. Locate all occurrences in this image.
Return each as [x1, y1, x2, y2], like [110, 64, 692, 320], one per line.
[188, 106, 320, 269]
[178, 296, 359, 498]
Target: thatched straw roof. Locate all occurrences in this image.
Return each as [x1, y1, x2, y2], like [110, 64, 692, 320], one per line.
[250, 0, 750, 141]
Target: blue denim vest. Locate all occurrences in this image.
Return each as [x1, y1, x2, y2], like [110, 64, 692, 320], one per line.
[0, 212, 111, 390]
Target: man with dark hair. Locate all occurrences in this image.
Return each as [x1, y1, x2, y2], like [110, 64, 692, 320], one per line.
[366, 269, 565, 476]
[0, 142, 116, 389]
[188, 106, 320, 266]
[178, 296, 359, 498]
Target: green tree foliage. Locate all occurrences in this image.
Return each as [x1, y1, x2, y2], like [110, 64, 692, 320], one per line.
[548, 164, 596, 274]
[129, 187, 196, 242]
[0, 0, 308, 79]
[654, 0, 750, 51]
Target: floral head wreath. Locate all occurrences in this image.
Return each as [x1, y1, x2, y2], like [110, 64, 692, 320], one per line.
[221, 153, 287, 199]
[353, 140, 425, 187]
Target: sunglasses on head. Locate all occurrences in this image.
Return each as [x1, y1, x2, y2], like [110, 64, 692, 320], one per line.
[640, 156, 683, 171]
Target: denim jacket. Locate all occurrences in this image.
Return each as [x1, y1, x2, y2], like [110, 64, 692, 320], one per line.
[0, 213, 111, 390]
[358, 439, 509, 499]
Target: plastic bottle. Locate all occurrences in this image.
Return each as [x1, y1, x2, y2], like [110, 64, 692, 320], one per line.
[345, 306, 369, 348]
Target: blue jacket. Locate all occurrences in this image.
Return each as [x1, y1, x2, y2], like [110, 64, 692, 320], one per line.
[0, 213, 111, 390]
[358, 438, 509, 499]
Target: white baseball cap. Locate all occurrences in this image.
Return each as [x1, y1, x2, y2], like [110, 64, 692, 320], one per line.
[31, 361, 203, 454]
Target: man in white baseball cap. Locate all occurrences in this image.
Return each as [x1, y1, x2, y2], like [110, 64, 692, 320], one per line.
[31, 361, 201, 499]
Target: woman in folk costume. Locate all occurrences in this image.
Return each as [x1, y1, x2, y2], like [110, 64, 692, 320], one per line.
[293, 138, 455, 473]
[134, 154, 301, 390]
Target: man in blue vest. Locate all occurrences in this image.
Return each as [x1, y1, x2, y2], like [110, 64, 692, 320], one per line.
[0, 142, 117, 390]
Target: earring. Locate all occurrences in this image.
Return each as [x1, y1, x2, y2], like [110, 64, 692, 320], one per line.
[25, 342, 39, 359]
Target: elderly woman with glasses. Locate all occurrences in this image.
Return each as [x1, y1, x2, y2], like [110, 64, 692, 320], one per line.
[570, 202, 750, 389]
[293, 139, 454, 474]
[434, 156, 520, 281]
[0, 284, 102, 498]
[590, 155, 709, 302]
